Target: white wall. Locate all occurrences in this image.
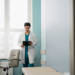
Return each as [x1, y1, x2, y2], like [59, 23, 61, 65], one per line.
[45, 0, 70, 73]
[41, 0, 46, 67]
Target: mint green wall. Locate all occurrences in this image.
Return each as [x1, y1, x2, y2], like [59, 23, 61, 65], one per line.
[32, 0, 41, 66]
[13, 63, 23, 75]
[41, 32, 46, 67]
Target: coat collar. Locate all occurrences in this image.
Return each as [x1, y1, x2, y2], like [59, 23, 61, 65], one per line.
[22, 31, 32, 38]
[23, 31, 32, 41]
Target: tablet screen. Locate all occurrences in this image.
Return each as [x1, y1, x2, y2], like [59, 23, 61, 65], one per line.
[23, 41, 31, 46]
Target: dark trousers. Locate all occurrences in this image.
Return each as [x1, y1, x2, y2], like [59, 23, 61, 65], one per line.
[22, 57, 34, 75]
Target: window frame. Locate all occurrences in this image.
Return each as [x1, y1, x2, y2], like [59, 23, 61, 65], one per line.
[0, 0, 32, 58]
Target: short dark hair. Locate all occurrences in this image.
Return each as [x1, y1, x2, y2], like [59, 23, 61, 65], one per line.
[24, 22, 31, 27]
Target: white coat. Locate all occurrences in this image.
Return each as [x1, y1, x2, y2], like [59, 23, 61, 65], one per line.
[18, 31, 37, 64]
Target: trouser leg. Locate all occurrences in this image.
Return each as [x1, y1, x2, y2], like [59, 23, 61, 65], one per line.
[29, 63, 34, 67]
[22, 57, 29, 75]
[23, 57, 29, 67]
[28, 57, 34, 67]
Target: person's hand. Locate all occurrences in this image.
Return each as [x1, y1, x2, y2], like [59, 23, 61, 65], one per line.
[29, 41, 32, 45]
[21, 44, 25, 47]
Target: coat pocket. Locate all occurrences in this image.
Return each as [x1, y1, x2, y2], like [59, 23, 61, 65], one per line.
[28, 49, 36, 56]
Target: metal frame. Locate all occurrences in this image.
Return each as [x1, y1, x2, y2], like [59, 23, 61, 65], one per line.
[70, 0, 75, 75]
[0, 59, 21, 75]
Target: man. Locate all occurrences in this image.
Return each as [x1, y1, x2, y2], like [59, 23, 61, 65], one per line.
[18, 22, 37, 69]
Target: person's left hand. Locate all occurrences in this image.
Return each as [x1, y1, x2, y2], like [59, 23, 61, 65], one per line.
[29, 41, 32, 45]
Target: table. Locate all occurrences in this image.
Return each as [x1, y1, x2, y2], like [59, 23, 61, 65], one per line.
[22, 67, 57, 75]
[25, 72, 63, 75]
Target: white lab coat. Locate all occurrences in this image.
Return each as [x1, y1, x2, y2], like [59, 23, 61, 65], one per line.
[18, 31, 37, 64]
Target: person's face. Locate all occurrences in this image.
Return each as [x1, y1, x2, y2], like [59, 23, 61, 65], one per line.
[24, 26, 30, 32]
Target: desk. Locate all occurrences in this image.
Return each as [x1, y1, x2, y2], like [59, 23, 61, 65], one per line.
[22, 67, 56, 75]
[25, 72, 63, 75]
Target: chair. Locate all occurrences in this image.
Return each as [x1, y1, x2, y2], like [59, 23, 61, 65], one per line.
[0, 49, 21, 75]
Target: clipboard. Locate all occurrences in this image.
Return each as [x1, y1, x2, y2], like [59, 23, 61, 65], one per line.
[23, 41, 31, 46]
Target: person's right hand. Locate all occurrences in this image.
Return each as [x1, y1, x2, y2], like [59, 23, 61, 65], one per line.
[21, 44, 25, 47]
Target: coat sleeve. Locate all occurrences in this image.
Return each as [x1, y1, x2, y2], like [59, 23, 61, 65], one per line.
[18, 34, 22, 47]
[31, 34, 37, 47]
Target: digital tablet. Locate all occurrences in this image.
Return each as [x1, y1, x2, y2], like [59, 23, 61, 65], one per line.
[23, 41, 31, 46]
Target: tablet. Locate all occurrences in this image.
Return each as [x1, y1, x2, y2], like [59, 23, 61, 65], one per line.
[23, 41, 31, 46]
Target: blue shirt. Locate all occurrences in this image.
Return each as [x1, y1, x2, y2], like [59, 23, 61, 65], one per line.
[25, 33, 30, 57]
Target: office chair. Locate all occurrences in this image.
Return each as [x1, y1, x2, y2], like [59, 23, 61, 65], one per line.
[0, 49, 21, 75]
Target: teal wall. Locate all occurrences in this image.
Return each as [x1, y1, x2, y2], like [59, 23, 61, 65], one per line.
[41, 32, 46, 67]
[32, 0, 41, 66]
[13, 63, 23, 75]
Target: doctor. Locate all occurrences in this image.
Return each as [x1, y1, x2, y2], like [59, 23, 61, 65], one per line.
[18, 22, 37, 68]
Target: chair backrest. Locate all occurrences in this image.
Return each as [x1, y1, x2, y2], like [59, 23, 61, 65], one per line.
[9, 49, 20, 67]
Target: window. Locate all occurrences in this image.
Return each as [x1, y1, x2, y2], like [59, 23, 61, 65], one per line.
[0, 32, 4, 57]
[0, 0, 32, 58]
[0, 0, 4, 58]
[10, 0, 28, 29]
[0, 0, 4, 28]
